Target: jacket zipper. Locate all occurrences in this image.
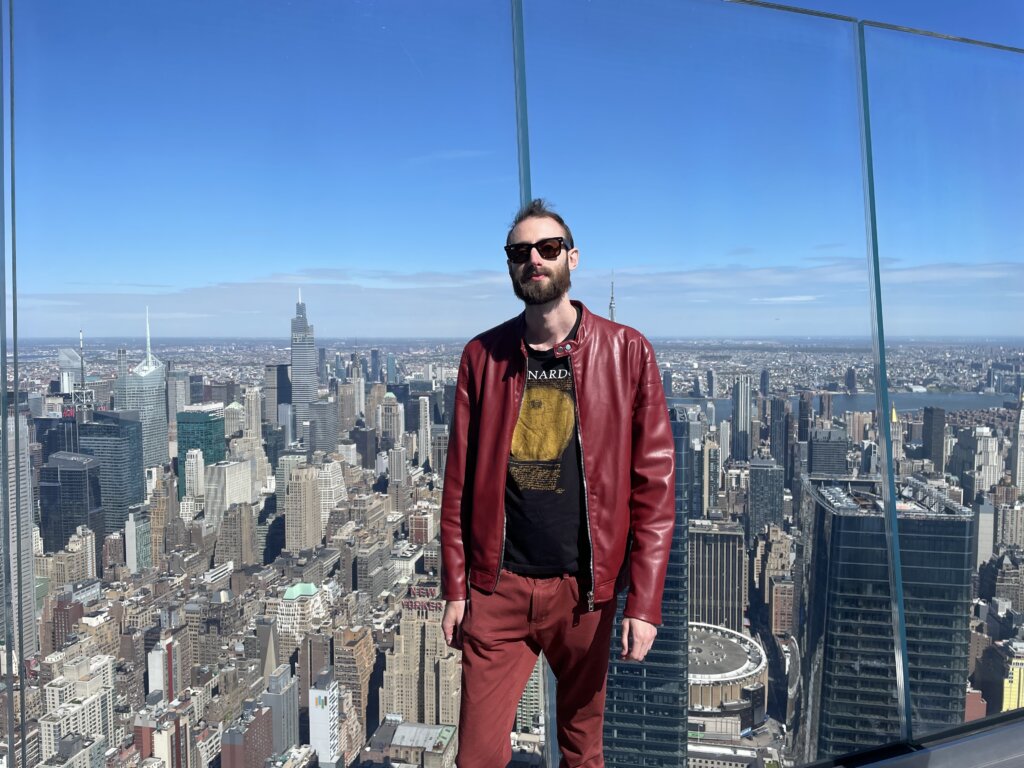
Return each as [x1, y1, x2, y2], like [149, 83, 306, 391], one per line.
[494, 345, 528, 591]
[569, 349, 596, 612]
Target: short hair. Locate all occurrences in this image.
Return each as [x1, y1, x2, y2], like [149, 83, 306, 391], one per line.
[506, 198, 574, 249]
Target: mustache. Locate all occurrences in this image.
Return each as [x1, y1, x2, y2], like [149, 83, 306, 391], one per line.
[520, 266, 552, 281]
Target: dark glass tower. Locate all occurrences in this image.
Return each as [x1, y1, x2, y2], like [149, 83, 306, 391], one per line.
[799, 480, 972, 760]
[749, 459, 784, 541]
[603, 405, 687, 767]
[176, 405, 226, 498]
[79, 409, 145, 533]
[39, 452, 105, 555]
[922, 406, 946, 474]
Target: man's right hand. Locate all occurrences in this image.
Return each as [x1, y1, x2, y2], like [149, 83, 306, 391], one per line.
[442, 600, 466, 649]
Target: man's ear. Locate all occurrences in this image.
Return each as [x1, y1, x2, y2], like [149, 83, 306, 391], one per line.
[567, 247, 580, 271]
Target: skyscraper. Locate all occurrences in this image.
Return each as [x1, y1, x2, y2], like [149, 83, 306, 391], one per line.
[290, 293, 317, 443]
[799, 480, 972, 759]
[3, 415, 40, 659]
[760, 367, 770, 397]
[689, 519, 747, 631]
[731, 375, 752, 461]
[417, 397, 432, 469]
[603, 404, 687, 766]
[798, 391, 814, 443]
[39, 452, 105, 570]
[284, 466, 321, 552]
[1010, 395, 1024, 487]
[114, 312, 169, 469]
[166, 367, 190, 438]
[769, 396, 790, 470]
[749, 459, 785, 541]
[923, 406, 946, 475]
[261, 664, 300, 755]
[176, 403, 226, 498]
[808, 428, 849, 476]
[79, 410, 144, 533]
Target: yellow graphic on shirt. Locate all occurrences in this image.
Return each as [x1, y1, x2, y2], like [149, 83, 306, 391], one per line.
[511, 385, 575, 463]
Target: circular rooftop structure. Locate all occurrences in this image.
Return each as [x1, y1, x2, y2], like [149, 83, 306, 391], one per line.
[689, 623, 768, 712]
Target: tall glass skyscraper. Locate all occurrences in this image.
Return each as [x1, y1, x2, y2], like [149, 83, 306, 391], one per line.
[3, 415, 39, 659]
[799, 479, 973, 760]
[79, 409, 145, 533]
[176, 403, 226, 499]
[114, 313, 169, 468]
[731, 375, 752, 461]
[290, 293, 317, 444]
[603, 404, 687, 767]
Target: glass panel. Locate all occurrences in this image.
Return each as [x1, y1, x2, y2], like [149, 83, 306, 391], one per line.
[13, 1, 518, 766]
[864, 23, 1024, 740]
[523, 1, 890, 765]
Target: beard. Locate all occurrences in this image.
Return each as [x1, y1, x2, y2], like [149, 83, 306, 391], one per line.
[510, 260, 572, 305]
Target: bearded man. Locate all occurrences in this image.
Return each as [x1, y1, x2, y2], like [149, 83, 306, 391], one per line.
[440, 199, 675, 767]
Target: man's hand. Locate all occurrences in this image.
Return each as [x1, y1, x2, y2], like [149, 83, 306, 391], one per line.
[620, 617, 657, 661]
[442, 600, 467, 649]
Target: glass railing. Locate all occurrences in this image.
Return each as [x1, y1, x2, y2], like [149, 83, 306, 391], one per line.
[2, 1, 1022, 767]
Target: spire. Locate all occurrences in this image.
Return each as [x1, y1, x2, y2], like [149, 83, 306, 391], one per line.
[298, 287, 302, 303]
[145, 306, 153, 364]
[609, 271, 616, 322]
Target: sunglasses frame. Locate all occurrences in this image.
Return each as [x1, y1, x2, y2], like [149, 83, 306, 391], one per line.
[504, 236, 568, 264]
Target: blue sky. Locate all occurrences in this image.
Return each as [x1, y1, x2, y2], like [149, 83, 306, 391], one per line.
[9, 0, 1024, 339]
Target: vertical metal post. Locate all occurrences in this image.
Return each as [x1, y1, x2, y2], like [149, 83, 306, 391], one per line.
[510, 0, 532, 207]
[0, 0, 15, 759]
[510, 1, 560, 762]
[854, 20, 914, 742]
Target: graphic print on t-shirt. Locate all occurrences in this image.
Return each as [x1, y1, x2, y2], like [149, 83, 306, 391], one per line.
[510, 371, 575, 486]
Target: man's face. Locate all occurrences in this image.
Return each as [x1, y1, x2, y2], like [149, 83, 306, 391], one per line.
[506, 216, 579, 306]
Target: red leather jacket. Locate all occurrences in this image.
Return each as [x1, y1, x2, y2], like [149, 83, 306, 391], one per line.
[440, 301, 675, 624]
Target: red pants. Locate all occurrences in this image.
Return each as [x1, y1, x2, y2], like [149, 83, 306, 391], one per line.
[457, 570, 616, 767]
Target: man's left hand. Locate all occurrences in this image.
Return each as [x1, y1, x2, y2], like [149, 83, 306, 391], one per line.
[620, 617, 657, 661]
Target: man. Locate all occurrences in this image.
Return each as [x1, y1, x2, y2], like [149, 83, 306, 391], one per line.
[441, 199, 674, 767]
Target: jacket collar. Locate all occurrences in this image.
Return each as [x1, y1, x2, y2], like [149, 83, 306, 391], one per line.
[515, 299, 590, 358]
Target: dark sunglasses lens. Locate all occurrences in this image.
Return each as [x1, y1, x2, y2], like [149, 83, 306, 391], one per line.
[536, 238, 563, 260]
[506, 244, 532, 263]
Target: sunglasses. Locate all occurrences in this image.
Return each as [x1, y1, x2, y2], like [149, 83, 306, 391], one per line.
[504, 236, 568, 264]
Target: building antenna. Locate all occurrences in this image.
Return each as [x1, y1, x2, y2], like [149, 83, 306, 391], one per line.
[609, 271, 616, 322]
[79, 328, 86, 389]
[145, 306, 153, 364]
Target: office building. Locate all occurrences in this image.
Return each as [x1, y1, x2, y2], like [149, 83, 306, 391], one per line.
[379, 583, 461, 727]
[3, 415, 40, 659]
[290, 294, 317, 443]
[264, 363, 291, 427]
[113, 314, 168, 468]
[808, 428, 849, 476]
[689, 519, 747, 631]
[731, 375, 752, 461]
[39, 654, 115, 762]
[309, 672, 342, 768]
[379, 392, 405, 445]
[1011, 396, 1024, 487]
[79, 409, 144, 533]
[203, 460, 252, 526]
[176, 403, 225, 498]
[217, 502, 258, 568]
[604, 404, 687, 766]
[798, 392, 814, 443]
[224, 400, 245, 436]
[799, 479, 972, 759]
[923, 406, 947, 475]
[749, 459, 785, 539]
[125, 508, 152, 573]
[769, 396, 790, 470]
[760, 367, 770, 397]
[417, 396, 432, 468]
[39, 452, 105, 564]
[285, 466, 322, 552]
[222, 705, 274, 768]
[308, 398, 340, 454]
[261, 664, 300, 755]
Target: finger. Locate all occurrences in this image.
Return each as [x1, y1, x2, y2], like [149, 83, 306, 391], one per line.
[621, 622, 630, 658]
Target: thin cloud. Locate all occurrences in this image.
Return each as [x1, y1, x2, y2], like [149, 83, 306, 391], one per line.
[750, 295, 820, 304]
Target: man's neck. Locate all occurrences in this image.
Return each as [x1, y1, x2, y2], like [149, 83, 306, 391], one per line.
[523, 296, 577, 351]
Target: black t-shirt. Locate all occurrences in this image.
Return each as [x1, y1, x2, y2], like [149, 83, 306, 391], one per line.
[503, 311, 586, 576]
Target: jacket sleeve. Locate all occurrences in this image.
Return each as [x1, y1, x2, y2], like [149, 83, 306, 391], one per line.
[623, 337, 675, 624]
[440, 345, 475, 602]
